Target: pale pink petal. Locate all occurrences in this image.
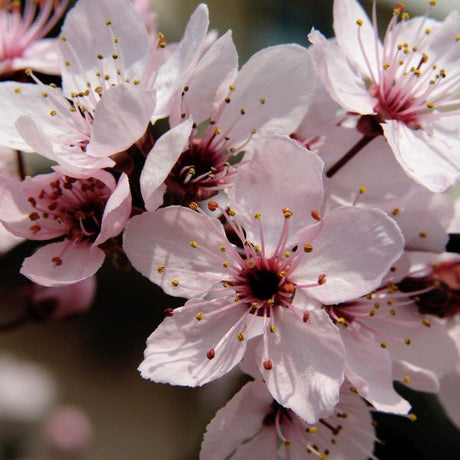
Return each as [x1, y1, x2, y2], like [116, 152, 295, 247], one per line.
[383, 119, 460, 193]
[139, 299, 247, 386]
[259, 309, 345, 423]
[13, 38, 61, 75]
[0, 223, 23, 255]
[86, 85, 155, 158]
[294, 207, 404, 305]
[15, 117, 115, 172]
[21, 241, 105, 287]
[439, 362, 460, 429]
[333, 0, 381, 77]
[60, 0, 149, 96]
[308, 29, 375, 114]
[217, 44, 316, 145]
[94, 173, 131, 245]
[153, 4, 209, 118]
[170, 31, 238, 127]
[231, 427, 275, 460]
[393, 361, 439, 393]
[342, 328, 411, 414]
[0, 83, 75, 152]
[123, 206, 229, 297]
[140, 118, 193, 211]
[200, 380, 273, 460]
[231, 136, 324, 253]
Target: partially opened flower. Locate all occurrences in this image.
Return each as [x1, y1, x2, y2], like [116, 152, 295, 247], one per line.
[124, 135, 404, 422]
[0, 168, 131, 286]
[0, 0, 68, 77]
[309, 0, 460, 192]
[200, 379, 376, 460]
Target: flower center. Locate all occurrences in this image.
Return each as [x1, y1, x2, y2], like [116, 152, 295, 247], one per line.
[245, 266, 281, 301]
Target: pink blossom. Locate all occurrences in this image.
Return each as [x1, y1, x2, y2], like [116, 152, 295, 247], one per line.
[309, 0, 460, 192]
[200, 379, 376, 460]
[124, 136, 404, 421]
[327, 251, 458, 412]
[143, 37, 316, 206]
[0, 0, 68, 77]
[0, 0, 156, 172]
[0, 168, 131, 286]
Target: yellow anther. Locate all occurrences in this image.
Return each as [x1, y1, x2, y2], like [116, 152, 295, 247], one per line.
[247, 260, 255, 268]
[234, 296, 240, 302]
[350, 386, 358, 393]
[425, 28, 431, 35]
[64, 61, 70, 66]
[304, 244, 313, 253]
[426, 102, 435, 109]
[283, 251, 291, 258]
[419, 231, 427, 238]
[429, 0, 436, 5]
[422, 318, 431, 327]
[359, 186, 366, 194]
[97, 54, 103, 59]
[284, 441, 291, 448]
[381, 342, 388, 349]
[393, 8, 400, 15]
[383, 63, 390, 70]
[171, 279, 179, 287]
[229, 84, 236, 91]
[414, 69, 421, 77]
[356, 18, 363, 25]
[259, 97, 266, 104]
[279, 270, 286, 278]
[195, 313, 203, 321]
[228, 209, 236, 216]
[404, 376, 411, 383]
[369, 310, 376, 316]
[60, 35, 67, 41]
[24, 67, 33, 76]
[366, 294, 373, 300]
[337, 317, 345, 325]
[254, 212, 261, 219]
[392, 208, 400, 216]
[456, 34, 460, 42]
[408, 413, 417, 422]
[251, 128, 256, 134]
[390, 309, 396, 316]
[267, 299, 275, 305]
[222, 281, 229, 288]
[133, 79, 140, 85]
[189, 241, 197, 248]
[105, 19, 112, 25]
[189, 202, 198, 210]
[50, 110, 57, 116]
[433, 280, 441, 289]
[222, 262, 230, 268]
[282, 208, 293, 218]
[112, 53, 119, 59]
[405, 337, 411, 345]
[220, 246, 226, 252]
[237, 332, 245, 341]
[254, 245, 261, 253]
[307, 427, 317, 433]
[387, 300, 393, 306]
[14, 87, 21, 93]
[374, 302, 380, 308]
[402, 12, 410, 20]
[251, 302, 259, 307]
[270, 325, 276, 333]
[214, 127, 221, 135]
[157, 265, 165, 274]
[114, 37, 120, 43]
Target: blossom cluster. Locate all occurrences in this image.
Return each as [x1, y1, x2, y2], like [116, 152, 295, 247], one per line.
[0, 0, 459, 457]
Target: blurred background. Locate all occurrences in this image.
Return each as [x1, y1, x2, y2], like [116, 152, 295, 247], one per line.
[1, 0, 460, 459]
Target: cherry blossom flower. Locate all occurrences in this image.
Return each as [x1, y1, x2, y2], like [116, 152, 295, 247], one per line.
[0, 0, 156, 172]
[0, 0, 68, 77]
[200, 379, 376, 460]
[124, 135, 404, 421]
[143, 38, 316, 206]
[0, 168, 131, 286]
[309, 0, 460, 192]
[293, 82, 454, 253]
[326, 251, 458, 413]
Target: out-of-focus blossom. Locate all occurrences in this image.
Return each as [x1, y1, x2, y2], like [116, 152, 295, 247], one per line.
[0, 0, 68, 77]
[309, 0, 460, 192]
[0, 354, 56, 423]
[31, 275, 96, 319]
[125, 136, 404, 422]
[0, 168, 131, 286]
[201, 379, 376, 460]
[42, 404, 93, 455]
